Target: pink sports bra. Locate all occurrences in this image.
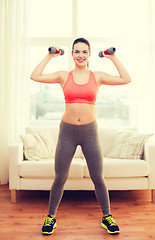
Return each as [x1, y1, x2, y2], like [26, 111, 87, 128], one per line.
[63, 71, 98, 105]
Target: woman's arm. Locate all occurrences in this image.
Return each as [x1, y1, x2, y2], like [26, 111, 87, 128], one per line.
[96, 53, 132, 86]
[30, 52, 67, 84]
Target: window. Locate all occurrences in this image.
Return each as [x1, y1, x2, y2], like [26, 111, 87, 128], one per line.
[29, 0, 151, 130]
[30, 0, 72, 38]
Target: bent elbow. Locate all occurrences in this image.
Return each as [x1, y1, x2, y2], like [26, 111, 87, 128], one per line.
[30, 75, 38, 82]
[127, 77, 132, 84]
[124, 76, 132, 84]
[30, 74, 34, 81]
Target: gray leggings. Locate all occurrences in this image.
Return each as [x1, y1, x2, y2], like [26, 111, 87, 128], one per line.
[48, 120, 110, 216]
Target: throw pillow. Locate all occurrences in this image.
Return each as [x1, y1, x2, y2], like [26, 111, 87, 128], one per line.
[106, 130, 153, 159]
[20, 134, 52, 161]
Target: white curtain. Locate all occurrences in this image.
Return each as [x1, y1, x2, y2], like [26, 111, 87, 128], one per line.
[148, 0, 155, 134]
[0, 0, 30, 184]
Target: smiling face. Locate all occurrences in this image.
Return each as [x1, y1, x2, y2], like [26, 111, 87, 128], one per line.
[72, 42, 91, 68]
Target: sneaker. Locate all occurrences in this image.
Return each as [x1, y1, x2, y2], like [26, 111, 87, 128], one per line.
[42, 215, 57, 235]
[101, 214, 120, 235]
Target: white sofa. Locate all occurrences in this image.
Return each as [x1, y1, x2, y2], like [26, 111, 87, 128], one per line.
[9, 125, 155, 203]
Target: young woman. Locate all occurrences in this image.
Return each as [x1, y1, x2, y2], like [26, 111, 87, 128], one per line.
[30, 38, 131, 235]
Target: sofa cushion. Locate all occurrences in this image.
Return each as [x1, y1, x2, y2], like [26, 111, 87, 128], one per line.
[106, 130, 153, 159]
[84, 158, 149, 178]
[98, 127, 138, 156]
[19, 158, 85, 179]
[20, 134, 53, 161]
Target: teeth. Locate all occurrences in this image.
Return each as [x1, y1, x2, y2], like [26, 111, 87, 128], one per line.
[77, 59, 85, 62]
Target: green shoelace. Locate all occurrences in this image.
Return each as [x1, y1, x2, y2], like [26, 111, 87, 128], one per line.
[105, 216, 116, 226]
[44, 216, 55, 226]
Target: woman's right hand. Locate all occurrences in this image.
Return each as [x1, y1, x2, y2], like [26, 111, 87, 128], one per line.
[30, 46, 65, 83]
[48, 47, 62, 58]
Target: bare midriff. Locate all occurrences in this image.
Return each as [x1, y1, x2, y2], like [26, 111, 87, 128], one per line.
[62, 103, 96, 125]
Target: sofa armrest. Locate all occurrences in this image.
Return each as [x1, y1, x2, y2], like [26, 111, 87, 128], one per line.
[9, 142, 23, 190]
[144, 141, 155, 189]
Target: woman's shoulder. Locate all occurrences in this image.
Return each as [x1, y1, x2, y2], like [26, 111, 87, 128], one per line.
[92, 71, 109, 80]
[91, 71, 107, 88]
[58, 70, 71, 87]
[59, 70, 70, 77]
[58, 70, 69, 81]
[91, 71, 102, 81]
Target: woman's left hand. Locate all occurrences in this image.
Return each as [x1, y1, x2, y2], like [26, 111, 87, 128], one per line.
[101, 49, 116, 60]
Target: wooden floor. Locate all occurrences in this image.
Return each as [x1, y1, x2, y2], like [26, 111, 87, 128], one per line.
[0, 185, 155, 240]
